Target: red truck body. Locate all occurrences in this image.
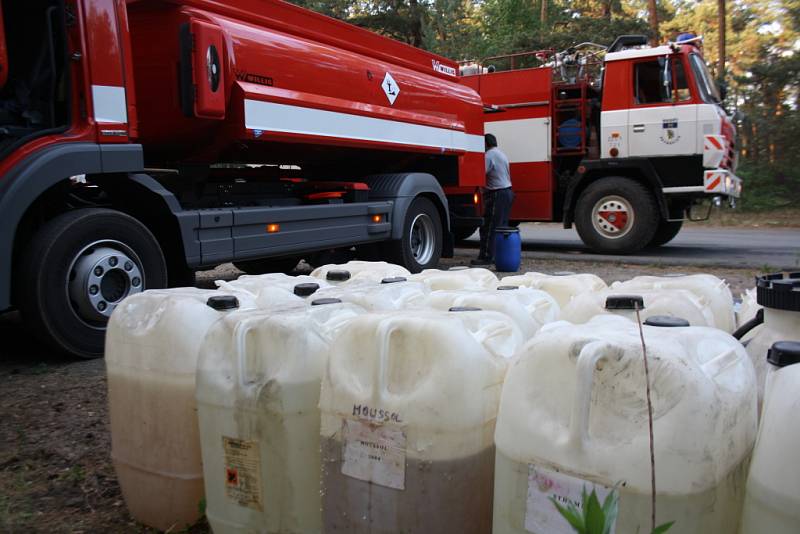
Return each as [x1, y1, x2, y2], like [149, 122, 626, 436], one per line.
[0, 0, 484, 358]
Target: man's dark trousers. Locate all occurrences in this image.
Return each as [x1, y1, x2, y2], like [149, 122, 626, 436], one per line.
[478, 187, 514, 261]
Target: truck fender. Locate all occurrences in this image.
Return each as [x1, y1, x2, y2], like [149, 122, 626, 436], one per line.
[562, 158, 669, 228]
[0, 143, 143, 312]
[361, 172, 451, 239]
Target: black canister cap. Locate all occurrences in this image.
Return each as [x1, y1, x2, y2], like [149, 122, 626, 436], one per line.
[293, 282, 320, 297]
[326, 270, 351, 282]
[311, 297, 342, 306]
[767, 341, 800, 368]
[644, 315, 690, 328]
[206, 295, 240, 311]
[381, 276, 407, 284]
[605, 295, 645, 311]
[497, 285, 519, 291]
[449, 306, 482, 312]
[756, 272, 800, 312]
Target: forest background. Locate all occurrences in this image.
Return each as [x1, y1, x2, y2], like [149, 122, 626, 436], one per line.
[292, 0, 799, 212]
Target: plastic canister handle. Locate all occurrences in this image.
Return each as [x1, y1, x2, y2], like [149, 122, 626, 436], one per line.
[569, 341, 615, 449]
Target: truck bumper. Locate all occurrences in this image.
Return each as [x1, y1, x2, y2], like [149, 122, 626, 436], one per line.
[704, 169, 742, 198]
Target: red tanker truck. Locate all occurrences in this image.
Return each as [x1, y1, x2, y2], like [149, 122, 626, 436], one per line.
[457, 36, 740, 253]
[0, 0, 485, 357]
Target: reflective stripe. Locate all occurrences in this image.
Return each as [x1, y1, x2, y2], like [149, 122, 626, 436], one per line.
[244, 99, 484, 153]
[92, 85, 127, 124]
[662, 186, 705, 194]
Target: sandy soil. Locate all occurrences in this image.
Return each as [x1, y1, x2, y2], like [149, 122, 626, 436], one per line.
[0, 253, 768, 532]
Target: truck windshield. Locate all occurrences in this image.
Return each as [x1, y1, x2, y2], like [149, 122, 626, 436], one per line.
[689, 54, 721, 104]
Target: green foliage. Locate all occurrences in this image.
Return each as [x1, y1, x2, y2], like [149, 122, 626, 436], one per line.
[550, 485, 673, 534]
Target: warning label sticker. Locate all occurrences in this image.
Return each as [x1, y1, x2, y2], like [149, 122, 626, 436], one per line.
[341, 418, 406, 490]
[524, 464, 615, 534]
[223, 436, 262, 511]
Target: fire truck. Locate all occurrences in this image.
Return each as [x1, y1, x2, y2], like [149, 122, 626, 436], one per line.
[0, 0, 487, 357]
[458, 34, 741, 253]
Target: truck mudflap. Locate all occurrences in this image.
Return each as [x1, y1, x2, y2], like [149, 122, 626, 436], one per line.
[704, 169, 742, 198]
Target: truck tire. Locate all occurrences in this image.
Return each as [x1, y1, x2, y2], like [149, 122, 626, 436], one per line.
[453, 225, 479, 242]
[648, 219, 683, 248]
[574, 177, 659, 254]
[386, 197, 442, 273]
[18, 208, 168, 359]
[233, 256, 301, 275]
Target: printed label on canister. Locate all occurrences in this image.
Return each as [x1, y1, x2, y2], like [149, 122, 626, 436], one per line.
[341, 418, 406, 490]
[524, 464, 615, 534]
[223, 436, 262, 510]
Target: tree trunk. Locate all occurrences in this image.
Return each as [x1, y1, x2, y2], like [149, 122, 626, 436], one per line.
[647, 0, 659, 44]
[718, 0, 726, 77]
[540, 0, 547, 25]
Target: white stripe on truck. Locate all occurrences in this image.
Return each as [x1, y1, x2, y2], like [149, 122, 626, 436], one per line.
[244, 99, 484, 153]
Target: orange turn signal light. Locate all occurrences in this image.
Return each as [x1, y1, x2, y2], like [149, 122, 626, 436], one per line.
[473, 192, 480, 205]
[371, 214, 383, 223]
[266, 223, 280, 233]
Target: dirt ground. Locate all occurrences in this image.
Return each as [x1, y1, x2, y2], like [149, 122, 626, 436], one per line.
[0, 252, 768, 533]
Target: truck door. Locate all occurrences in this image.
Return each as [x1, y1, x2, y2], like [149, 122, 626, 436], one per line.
[628, 55, 696, 157]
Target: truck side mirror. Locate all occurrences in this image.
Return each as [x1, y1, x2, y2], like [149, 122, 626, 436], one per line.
[661, 57, 672, 100]
[718, 79, 728, 102]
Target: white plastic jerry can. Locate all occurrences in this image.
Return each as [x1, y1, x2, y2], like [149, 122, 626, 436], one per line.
[319, 308, 522, 534]
[741, 341, 800, 533]
[611, 274, 736, 333]
[105, 288, 254, 531]
[493, 315, 757, 534]
[497, 271, 607, 311]
[561, 290, 716, 327]
[311, 260, 411, 283]
[196, 298, 364, 534]
[740, 273, 800, 415]
[409, 267, 499, 290]
[423, 286, 559, 338]
[216, 272, 326, 297]
[314, 276, 430, 311]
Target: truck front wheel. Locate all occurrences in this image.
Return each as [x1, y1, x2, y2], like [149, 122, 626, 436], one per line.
[648, 219, 683, 248]
[574, 177, 659, 254]
[386, 197, 442, 272]
[19, 208, 168, 359]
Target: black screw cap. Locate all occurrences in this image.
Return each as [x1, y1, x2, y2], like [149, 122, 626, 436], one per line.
[381, 277, 407, 284]
[326, 270, 351, 282]
[643, 315, 690, 328]
[206, 295, 240, 311]
[293, 283, 320, 297]
[605, 295, 645, 311]
[311, 297, 342, 306]
[767, 341, 800, 368]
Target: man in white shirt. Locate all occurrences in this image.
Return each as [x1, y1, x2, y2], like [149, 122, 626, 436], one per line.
[472, 134, 514, 266]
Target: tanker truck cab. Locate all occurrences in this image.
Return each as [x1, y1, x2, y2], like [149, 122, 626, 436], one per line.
[459, 34, 740, 255]
[600, 37, 741, 198]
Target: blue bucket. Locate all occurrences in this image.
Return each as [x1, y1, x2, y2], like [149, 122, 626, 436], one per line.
[494, 226, 521, 272]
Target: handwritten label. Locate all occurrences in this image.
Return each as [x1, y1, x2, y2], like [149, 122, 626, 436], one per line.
[524, 464, 615, 534]
[352, 403, 403, 423]
[341, 419, 406, 490]
[223, 436, 262, 510]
